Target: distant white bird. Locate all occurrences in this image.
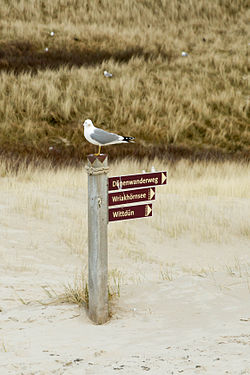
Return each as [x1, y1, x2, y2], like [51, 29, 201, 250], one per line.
[83, 119, 135, 156]
[181, 51, 188, 57]
[104, 70, 112, 78]
[45, 47, 49, 52]
[50, 31, 55, 36]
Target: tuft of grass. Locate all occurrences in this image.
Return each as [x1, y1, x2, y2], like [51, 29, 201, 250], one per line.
[41, 271, 121, 311]
[160, 267, 174, 281]
[41, 276, 89, 307]
[226, 258, 250, 279]
[1, 341, 7, 353]
[224, 259, 250, 293]
[62, 279, 89, 308]
[239, 224, 250, 238]
[109, 269, 123, 298]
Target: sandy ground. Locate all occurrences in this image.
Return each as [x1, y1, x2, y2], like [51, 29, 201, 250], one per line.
[0, 176, 250, 375]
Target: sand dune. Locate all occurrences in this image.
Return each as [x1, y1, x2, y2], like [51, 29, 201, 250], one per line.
[0, 159, 250, 374]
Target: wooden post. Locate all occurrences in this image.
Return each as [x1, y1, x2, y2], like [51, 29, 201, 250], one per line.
[86, 154, 109, 324]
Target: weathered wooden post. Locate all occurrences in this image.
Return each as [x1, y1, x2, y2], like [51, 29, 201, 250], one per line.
[86, 154, 109, 324]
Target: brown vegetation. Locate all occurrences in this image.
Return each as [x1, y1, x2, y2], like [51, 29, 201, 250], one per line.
[0, 0, 249, 164]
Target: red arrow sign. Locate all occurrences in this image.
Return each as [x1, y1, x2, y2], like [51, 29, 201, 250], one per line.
[108, 171, 167, 191]
[109, 204, 152, 222]
[108, 187, 155, 207]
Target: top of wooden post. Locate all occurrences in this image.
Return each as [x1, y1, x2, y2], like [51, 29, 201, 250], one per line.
[87, 154, 108, 165]
[86, 154, 109, 175]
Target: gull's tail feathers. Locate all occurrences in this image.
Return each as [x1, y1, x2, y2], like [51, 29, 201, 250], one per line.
[122, 136, 135, 143]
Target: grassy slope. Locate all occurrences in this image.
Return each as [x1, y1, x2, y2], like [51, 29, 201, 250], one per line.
[0, 0, 249, 163]
[1, 156, 249, 244]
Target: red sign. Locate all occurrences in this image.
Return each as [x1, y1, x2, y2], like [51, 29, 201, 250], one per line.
[108, 171, 167, 191]
[109, 204, 152, 222]
[108, 187, 155, 207]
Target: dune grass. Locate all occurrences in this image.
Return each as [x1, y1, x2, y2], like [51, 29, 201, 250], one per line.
[0, 0, 249, 163]
[1, 157, 249, 247]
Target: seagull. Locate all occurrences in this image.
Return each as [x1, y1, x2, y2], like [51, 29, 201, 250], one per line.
[83, 119, 135, 156]
[104, 70, 112, 78]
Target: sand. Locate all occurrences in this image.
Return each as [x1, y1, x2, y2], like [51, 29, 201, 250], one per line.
[0, 168, 250, 375]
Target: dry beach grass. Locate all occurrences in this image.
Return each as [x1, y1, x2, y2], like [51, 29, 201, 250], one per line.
[0, 0, 249, 162]
[1, 157, 249, 244]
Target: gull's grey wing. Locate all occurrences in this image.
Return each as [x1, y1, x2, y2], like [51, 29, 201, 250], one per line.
[91, 128, 121, 145]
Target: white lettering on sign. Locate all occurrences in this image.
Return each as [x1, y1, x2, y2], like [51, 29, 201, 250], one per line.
[111, 192, 146, 203]
[112, 209, 135, 218]
[112, 177, 158, 188]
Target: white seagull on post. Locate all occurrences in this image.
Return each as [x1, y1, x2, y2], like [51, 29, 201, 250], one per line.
[83, 119, 135, 156]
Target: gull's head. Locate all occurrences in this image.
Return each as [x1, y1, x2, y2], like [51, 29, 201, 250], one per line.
[83, 119, 93, 128]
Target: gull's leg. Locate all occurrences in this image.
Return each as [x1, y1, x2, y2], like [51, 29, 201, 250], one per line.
[94, 145, 101, 156]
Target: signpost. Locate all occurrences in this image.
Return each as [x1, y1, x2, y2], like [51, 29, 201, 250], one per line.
[108, 187, 155, 207]
[86, 154, 167, 324]
[109, 203, 152, 222]
[86, 155, 109, 325]
[108, 171, 167, 191]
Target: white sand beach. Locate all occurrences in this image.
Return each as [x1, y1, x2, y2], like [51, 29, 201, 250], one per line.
[0, 159, 250, 374]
